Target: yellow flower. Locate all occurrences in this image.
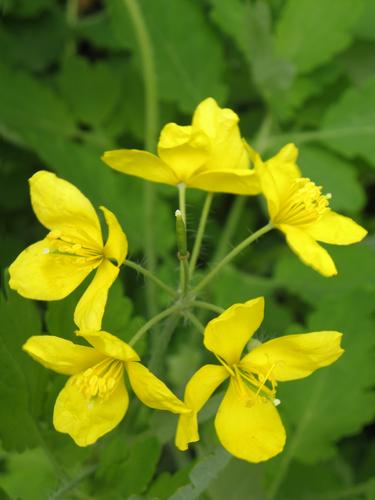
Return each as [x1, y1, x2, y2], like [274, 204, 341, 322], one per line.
[23, 330, 189, 446]
[102, 97, 260, 195]
[175, 298, 343, 463]
[256, 144, 367, 276]
[9, 171, 127, 331]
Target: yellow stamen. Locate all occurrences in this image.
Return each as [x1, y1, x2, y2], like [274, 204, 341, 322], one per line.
[274, 177, 331, 227]
[75, 358, 124, 400]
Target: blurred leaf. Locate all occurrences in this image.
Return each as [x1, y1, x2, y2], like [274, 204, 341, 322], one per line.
[0, 11, 67, 72]
[275, 0, 363, 73]
[276, 291, 375, 465]
[274, 245, 375, 306]
[0, 62, 76, 147]
[1, 0, 53, 18]
[56, 55, 122, 126]
[321, 77, 375, 166]
[96, 436, 161, 498]
[298, 146, 366, 214]
[0, 448, 57, 500]
[108, 0, 227, 112]
[148, 464, 193, 500]
[170, 447, 231, 500]
[0, 282, 44, 450]
[354, 0, 375, 41]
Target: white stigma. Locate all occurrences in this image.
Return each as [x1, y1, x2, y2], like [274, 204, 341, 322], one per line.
[175, 209, 182, 217]
[274, 398, 281, 407]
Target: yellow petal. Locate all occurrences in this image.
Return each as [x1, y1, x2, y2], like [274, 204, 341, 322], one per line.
[29, 170, 102, 248]
[53, 376, 129, 446]
[175, 364, 229, 451]
[23, 335, 105, 375]
[215, 380, 286, 463]
[307, 211, 367, 245]
[102, 149, 179, 186]
[240, 331, 344, 382]
[280, 224, 337, 277]
[204, 298, 264, 366]
[188, 169, 260, 195]
[78, 330, 140, 362]
[192, 97, 248, 171]
[158, 123, 210, 180]
[100, 206, 128, 265]
[74, 259, 119, 331]
[126, 361, 189, 414]
[256, 144, 300, 219]
[8, 240, 99, 300]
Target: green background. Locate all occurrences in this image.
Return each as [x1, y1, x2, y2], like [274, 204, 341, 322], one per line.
[0, 0, 374, 498]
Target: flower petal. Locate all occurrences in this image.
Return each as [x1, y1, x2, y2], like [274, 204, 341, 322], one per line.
[204, 298, 265, 366]
[175, 364, 228, 451]
[192, 97, 248, 171]
[54, 376, 129, 446]
[23, 336, 105, 375]
[240, 331, 343, 382]
[102, 149, 179, 186]
[9, 240, 98, 300]
[256, 144, 300, 219]
[100, 206, 128, 265]
[158, 123, 210, 180]
[78, 330, 140, 362]
[74, 259, 119, 331]
[188, 169, 260, 195]
[126, 361, 189, 414]
[307, 211, 367, 245]
[29, 171, 102, 248]
[280, 224, 337, 277]
[215, 380, 286, 463]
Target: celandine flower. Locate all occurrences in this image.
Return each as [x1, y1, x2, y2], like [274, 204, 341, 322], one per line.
[102, 97, 260, 195]
[24, 330, 189, 446]
[9, 171, 127, 330]
[255, 145, 367, 276]
[176, 298, 343, 463]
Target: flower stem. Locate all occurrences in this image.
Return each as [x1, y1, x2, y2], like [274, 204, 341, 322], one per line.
[192, 300, 224, 314]
[189, 192, 213, 278]
[177, 183, 189, 296]
[185, 311, 205, 334]
[191, 222, 274, 295]
[123, 260, 176, 297]
[129, 303, 182, 346]
[124, 0, 159, 316]
[212, 196, 246, 263]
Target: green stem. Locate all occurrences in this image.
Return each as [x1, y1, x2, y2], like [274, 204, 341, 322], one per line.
[192, 223, 274, 296]
[177, 183, 189, 296]
[192, 300, 224, 314]
[129, 303, 182, 346]
[185, 311, 205, 334]
[149, 314, 180, 374]
[189, 192, 213, 278]
[124, 0, 159, 316]
[123, 260, 176, 297]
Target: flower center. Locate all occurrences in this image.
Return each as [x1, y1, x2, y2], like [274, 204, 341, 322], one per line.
[233, 363, 279, 407]
[274, 178, 331, 227]
[74, 358, 124, 400]
[42, 230, 103, 263]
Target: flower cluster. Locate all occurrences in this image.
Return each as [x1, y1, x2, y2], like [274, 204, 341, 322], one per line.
[9, 97, 366, 461]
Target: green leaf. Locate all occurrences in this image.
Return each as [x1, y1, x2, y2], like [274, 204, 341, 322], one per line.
[0, 448, 57, 500]
[354, 0, 375, 41]
[274, 245, 375, 306]
[275, 0, 363, 73]
[0, 62, 76, 147]
[298, 146, 366, 214]
[56, 55, 122, 126]
[277, 291, 375, 465]
[107, 0, 227, 112]
[170, 447, 231, 500]
[1, 0, 53, 18]
[0, 282, 44, 450]
[321, 77, 375, 166]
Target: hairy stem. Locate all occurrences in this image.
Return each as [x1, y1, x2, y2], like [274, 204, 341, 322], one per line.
[189, 192, 214, 278]
[124, 260, 176, 297]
